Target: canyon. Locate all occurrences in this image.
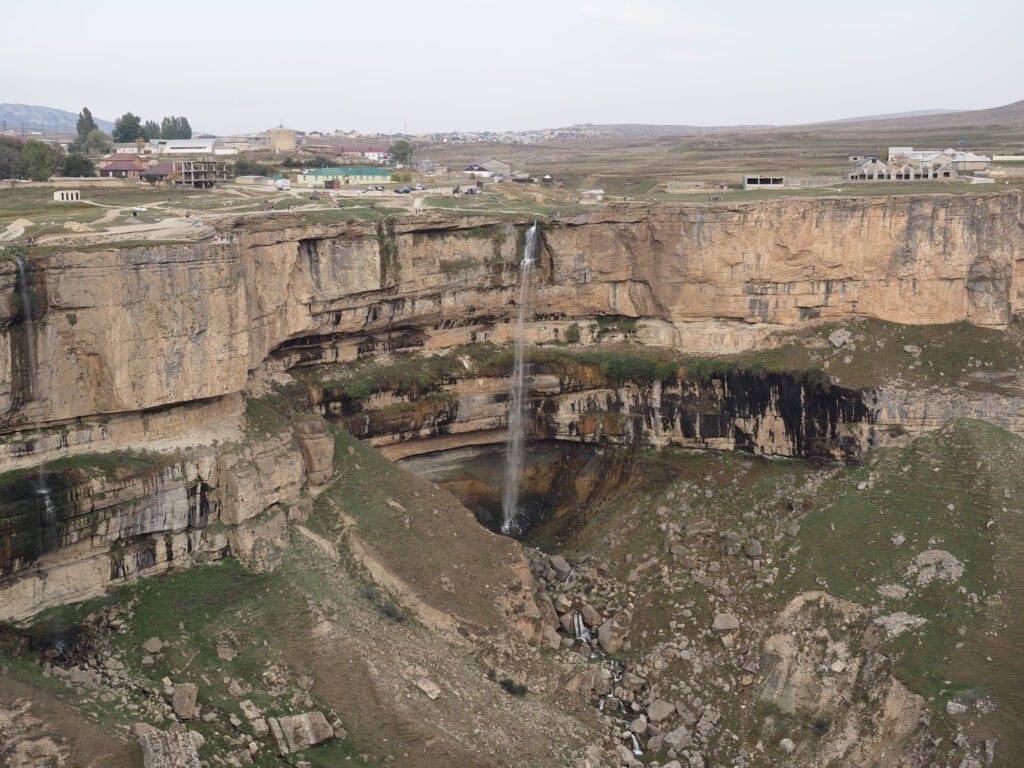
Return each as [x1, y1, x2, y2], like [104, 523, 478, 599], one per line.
[2, 190, 1023, 768]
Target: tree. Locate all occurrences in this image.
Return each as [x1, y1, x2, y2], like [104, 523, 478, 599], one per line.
[142, 120, 161, 140]
[81, 128, 111, 155]
[0, 138, 22, 179]
[112, 112, 143, 143]
[389, 139, 413, 165]
[20, 140, 63, 181]
[232, 158, 273, 177]
[161, 116, 192, 140]
[76, 108, 97, 143]
[62, 154, 95, 177]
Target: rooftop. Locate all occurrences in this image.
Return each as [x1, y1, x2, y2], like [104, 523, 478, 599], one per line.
[303, 167, 392, 176]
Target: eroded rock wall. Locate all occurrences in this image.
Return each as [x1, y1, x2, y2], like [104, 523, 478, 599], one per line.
[2, 193, 1022, 440]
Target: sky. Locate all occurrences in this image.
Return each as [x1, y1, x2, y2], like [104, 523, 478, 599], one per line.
[2, 0, 1022, 135]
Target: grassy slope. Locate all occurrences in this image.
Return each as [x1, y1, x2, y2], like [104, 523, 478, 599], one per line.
[5, 555, 381, 767]
[777, 419, 1024, 757]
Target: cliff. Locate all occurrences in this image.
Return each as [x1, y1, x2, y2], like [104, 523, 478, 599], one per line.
[2, 192, 1022, 446]
[3, 191, 1024, 620]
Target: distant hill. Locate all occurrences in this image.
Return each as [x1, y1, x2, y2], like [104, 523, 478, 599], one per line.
[0, 103, 115, 135]
[572, 100, 1024, 139]
[815, 109, 956, 125]
[581, 123, 770, 138]
[815, 99, 1024, 131]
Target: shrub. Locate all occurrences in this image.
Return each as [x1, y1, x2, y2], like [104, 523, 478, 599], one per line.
[499, 677, 527, 696]
[565, 323, 581, 344]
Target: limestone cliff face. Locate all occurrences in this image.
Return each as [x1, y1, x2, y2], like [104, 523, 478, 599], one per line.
[2, 192, 1022, 444]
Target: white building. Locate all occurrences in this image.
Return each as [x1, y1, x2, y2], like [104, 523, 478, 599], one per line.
[888, 146, 990, 172]
[149, 138, 238, 156]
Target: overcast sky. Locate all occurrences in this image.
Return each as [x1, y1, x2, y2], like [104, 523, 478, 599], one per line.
[2, 0, 1022, 135]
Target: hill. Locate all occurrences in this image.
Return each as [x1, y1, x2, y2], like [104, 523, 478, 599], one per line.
[0, 103, 115, 134]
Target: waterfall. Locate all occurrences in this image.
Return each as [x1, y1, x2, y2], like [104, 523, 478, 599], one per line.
[14, 256, 54, 518]
[501, 223, 540, 535]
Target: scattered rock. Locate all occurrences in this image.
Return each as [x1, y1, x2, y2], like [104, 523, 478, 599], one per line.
[873, 612, 927, 638]
[946, 700, 969, 716]
[828, 328, 852, 348]
[415, 678, 442, 700]
[138, 729, 201, 768]
[171, 683, 198, 720]
[663, 725, 693, 751]
[647, 699, 676, 723]
[550, 555, 572, 581]
[906, 549, 963, 587]
[268, 712, 334, 755]
[712, 613, 740, 633]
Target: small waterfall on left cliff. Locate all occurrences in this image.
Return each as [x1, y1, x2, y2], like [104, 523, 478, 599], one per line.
[501, 223, 540, 535]
[14, 255, 55, 527]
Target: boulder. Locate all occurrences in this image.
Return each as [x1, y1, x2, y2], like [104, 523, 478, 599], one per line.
[828, 328, 852, 348]
[542, 624, 562, 651]
[142, 637, 164, 654]
[779, 737, 795, 754]
[138, 729, 202, 768]
[712, 613, 740, 633]
[593, 668, 613, 696]
[628, 715, 647, 734]
[171, 683, 198, 720]
[580, 604, 602, 628]
[621, 672, 647, 692]
[549, 555, 572, 581]
[663, 725, 693, 751]
[945, 700, 968, 716]
[647, 699, 676, 723]
[269, 712, 334, 755]
[597, 619, 624, 654]
[415, 678, 442, 700]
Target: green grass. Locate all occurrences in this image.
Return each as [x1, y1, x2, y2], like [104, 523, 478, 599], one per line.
[0, 449, 171, 496]
[3, 554, 383, 767]
[243, 394, 294, 438]
[778, 419, 1024, 745]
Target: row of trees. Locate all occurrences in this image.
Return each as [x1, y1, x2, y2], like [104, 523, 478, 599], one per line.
[0, 137, 95, 181]
[111, 112, 192, 143]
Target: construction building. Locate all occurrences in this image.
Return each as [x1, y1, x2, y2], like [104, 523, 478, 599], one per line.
[171, 159, 229, 188]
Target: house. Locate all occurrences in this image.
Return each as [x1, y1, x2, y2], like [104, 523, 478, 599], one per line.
[847, 156, 887, 180]
[142, 162, 174, 182]
[463, 158, 512, 178]
[98, 153, 148, 179]
[52, 190, 81, 202]
[294, 167, 394, 187]
[847, 153, 868, 163]
[580, 189, 604, 202]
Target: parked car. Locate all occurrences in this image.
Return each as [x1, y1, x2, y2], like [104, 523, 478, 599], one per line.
[133, 205, 148, 212]
[710, 195, 723, 202]
[414, 183, 426, 190]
